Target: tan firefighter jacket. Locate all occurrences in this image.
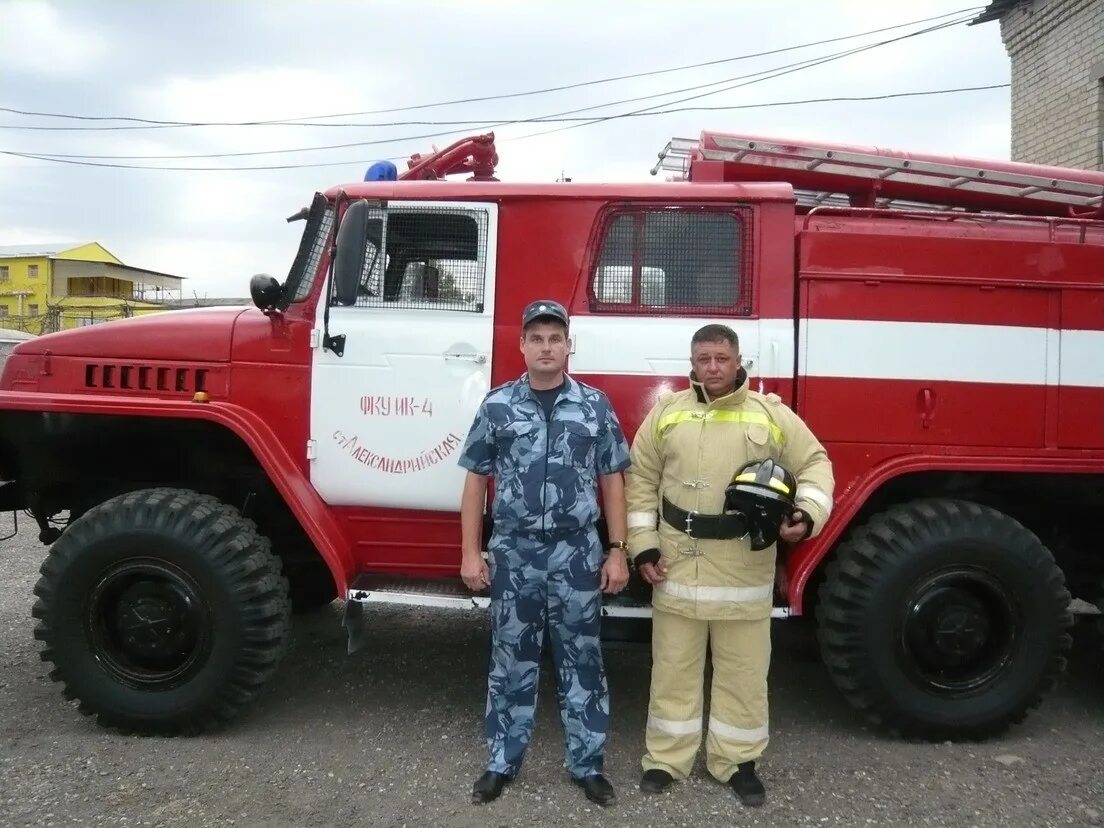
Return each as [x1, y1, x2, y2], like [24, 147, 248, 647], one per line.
[626, 370, 834, 621]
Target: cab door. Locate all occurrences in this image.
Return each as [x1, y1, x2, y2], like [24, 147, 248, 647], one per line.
[309, 201, 497, 510]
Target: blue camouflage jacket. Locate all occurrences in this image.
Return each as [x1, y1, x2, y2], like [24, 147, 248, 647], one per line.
[458, 373, 631, 536]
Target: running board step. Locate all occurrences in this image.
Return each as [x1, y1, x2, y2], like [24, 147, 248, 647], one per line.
[346, 574, 790, 618]
[348, 574, 491, 610]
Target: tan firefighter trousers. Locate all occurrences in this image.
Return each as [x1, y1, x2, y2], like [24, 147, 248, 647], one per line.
[642, 609, 771, 782]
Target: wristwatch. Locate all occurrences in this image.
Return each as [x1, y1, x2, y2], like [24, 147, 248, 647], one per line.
[606, 541, 628, 552]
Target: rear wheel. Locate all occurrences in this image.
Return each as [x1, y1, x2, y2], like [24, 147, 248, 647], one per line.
[32, 488, 290, 735]
[816, 498, 1071, 740]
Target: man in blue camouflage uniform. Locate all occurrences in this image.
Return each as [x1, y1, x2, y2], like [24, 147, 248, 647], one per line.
[458, 299, 631, 807]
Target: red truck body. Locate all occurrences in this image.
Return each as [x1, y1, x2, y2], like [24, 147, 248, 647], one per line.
[2, 130, 1101, 739]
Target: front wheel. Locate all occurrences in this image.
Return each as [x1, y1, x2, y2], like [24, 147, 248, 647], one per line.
[816, 498, 1071, 740]
[32, 488, 291, 735]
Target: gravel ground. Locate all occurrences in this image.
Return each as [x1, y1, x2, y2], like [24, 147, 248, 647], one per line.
[2, 521, 1102, 828]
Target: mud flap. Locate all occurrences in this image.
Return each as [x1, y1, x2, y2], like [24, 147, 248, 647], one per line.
[342, 599, 367, 655]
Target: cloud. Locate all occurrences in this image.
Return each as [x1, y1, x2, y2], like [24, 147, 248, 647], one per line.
[0, 0, 107, 78]
[0, 0, 1024, 299]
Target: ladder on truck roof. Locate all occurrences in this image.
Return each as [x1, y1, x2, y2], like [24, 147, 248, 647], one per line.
[651, 132, 1104, 218]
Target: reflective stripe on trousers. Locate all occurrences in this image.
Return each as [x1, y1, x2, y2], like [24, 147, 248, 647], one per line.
[643, 609, 771, 782]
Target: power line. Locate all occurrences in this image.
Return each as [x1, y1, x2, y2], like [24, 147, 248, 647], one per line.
[3, 59, 841, 160]
[502, 14, 979, 143]
[0, 84, 1009, 172]
[0, 6, 983, 131]
[16, 84, 1009, 149]
[6, 13, 979, 164]
[654, 83, 1008, 113]
[510, 12, 980, 143]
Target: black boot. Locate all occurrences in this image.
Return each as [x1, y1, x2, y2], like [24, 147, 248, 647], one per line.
[639, 768, 674, 794]
[471, 770, 512, 804]
[573, 773, 616, 807]
[728, 761, 765, 807]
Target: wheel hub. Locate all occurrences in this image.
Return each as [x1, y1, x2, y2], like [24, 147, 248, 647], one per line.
[113, 583, 194, 661]
[910, 587, 992, 663]
[87, 558, 211, 687]
[900, 568, 1018, 693]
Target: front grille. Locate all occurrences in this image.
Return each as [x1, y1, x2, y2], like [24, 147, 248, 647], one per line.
[84, 362, 211, 395]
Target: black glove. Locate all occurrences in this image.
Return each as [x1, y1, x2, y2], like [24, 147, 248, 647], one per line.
[634, 548, 661, 567]
[792, 507, 814, 541]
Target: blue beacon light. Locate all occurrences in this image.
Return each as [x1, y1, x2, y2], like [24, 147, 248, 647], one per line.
[364, 161, 398, 181]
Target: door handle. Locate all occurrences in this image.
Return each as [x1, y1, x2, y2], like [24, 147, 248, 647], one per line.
[918, 387, 936, 429]
[444, 352, 487, 364]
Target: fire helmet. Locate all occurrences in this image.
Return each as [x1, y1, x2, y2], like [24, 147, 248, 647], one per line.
[724, 458, 798, 550]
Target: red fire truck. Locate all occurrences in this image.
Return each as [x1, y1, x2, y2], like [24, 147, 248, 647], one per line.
[1, 130, 1101, 740]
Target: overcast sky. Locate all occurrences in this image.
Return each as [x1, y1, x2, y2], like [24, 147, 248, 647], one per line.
[0, 0, 1011, 298]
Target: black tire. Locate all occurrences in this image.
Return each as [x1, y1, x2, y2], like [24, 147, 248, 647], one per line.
[287, 561, 339, 614]
[816, 498, 1072, 740]
[32, 488, 291, 735]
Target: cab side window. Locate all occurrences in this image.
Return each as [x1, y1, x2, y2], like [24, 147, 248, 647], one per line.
[589, 207, 751, 315]
[352, 207, 488, 313]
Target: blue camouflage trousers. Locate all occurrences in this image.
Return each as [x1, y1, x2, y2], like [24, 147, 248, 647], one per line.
[484, 528, 608, 779]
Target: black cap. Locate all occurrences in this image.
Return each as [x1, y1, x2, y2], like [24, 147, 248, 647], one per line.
[521, 299, 569, 328]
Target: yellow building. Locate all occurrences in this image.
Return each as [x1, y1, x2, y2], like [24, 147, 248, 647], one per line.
[0, 242, 183, 334]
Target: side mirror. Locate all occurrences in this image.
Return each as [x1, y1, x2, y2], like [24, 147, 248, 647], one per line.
[333, 200, 372, 306]
[250, 274, 283, 312]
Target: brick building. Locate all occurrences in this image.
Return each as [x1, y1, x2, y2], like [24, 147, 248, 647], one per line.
[974, 0, 1104, 171]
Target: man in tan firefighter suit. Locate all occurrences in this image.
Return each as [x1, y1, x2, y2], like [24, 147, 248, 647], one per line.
[626, 323, 833, 807]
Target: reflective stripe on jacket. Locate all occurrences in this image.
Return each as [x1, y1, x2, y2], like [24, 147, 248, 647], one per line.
[625, 371, 834, 620]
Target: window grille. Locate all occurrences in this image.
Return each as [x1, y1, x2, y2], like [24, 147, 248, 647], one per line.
[590, 207, 752, 316]
[351, 207, 488, 313]
[289, 196, 335, 303]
